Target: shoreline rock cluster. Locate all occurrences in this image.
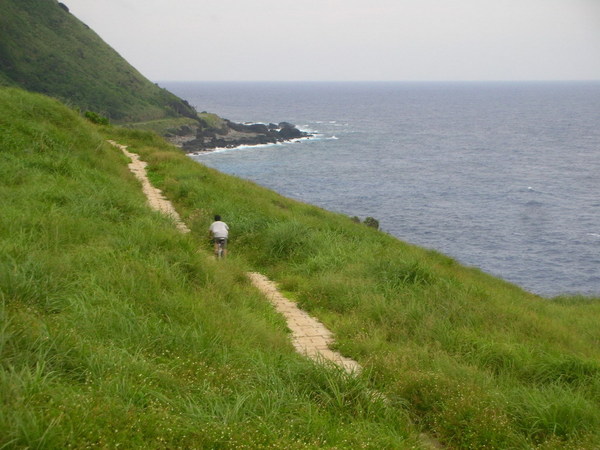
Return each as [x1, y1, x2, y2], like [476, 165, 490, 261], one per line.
[167, 119, 312, 153]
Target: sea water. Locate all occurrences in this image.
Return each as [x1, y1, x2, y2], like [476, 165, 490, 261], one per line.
[162, 81, 600, 297]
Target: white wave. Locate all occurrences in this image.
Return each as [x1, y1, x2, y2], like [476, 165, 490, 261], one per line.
[299, 125, 320, 134]
[190, 141, 283, 156]
[187, 122, 334, 156]
[290, 135, 315, 145]
[587, 233, 600, 238]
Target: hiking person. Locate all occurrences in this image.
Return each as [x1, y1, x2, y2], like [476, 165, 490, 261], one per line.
[209, 215, 229, 258]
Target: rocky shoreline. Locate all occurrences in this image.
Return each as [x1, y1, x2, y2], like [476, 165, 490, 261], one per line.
[165, 119, 312, 153]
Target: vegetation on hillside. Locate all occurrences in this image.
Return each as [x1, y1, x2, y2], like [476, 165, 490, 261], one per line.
[111, 123, 600, 447]
[0, 0, 308, 147]
[2, 86, 600, 448]
[0, 87, 421, 448]
[0, 0, 197, 122]
[126, 113, 226, 137]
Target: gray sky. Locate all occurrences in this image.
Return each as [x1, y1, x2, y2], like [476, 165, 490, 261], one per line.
[68, 0, 600, 82]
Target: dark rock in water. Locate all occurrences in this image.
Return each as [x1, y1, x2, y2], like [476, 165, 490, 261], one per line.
[226, 120, 249, 133]
[278, 123, 304, 139]
[170, 117, 311, 153]
[246, 123, 270, 134]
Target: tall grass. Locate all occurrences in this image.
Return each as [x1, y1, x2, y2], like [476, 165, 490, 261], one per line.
[104, 120, 600, 447]
[1, 87, 425, 448]
[4, 86, 600, 447]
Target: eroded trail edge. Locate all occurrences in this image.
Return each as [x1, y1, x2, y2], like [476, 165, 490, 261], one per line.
[110, 141, 361, 374]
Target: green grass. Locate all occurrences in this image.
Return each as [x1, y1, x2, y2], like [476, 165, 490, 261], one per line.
[0, 0, 197, 123]
[198, 112, 228, 130]
[0, 87, 422, 448]
[106, 123, 600, 448]
[126, 117, 202, 135]
[3, 86, 600, 448]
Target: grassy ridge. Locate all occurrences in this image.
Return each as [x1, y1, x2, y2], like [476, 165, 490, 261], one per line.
[3, 86, 600, 448]
[0, 0, 197, 122]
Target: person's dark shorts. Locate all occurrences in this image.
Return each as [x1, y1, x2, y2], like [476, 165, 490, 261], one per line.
[213, 237, 227, 248]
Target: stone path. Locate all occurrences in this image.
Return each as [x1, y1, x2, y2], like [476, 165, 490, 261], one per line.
[109, 140, 190, 234]
[110, 141, 361, 374]
[247, 272, 361, 373]
[111, 141, 445, 447]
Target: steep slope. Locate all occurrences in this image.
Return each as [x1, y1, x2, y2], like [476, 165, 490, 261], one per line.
[0, 86, 424, 448]
[0, 0, 197, 122]
[4, 85, 600, 447]
[110, 120, 600, 448]
[0, 0, 311, 147]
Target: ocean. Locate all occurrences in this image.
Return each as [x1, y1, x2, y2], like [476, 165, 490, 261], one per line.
[162, 81, 600, 298]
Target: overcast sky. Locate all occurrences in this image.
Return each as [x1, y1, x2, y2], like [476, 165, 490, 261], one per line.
[68, 0, 600, 82]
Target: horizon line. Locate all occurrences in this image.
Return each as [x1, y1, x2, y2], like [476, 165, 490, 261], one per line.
[157, 79, 600, 84]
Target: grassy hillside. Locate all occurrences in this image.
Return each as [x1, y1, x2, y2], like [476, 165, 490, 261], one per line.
[0, 0, 197, 122]
[2, 86, 600, 448]
[109, 129, 600, 446]
[0, 87, 422, 448]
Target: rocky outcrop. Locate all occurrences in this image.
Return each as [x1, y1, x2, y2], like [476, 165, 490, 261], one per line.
[277, 122, 305, 140]
[169, 120, 311, 153]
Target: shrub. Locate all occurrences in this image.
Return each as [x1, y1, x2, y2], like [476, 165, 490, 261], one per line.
[364, 217, 379, 229]
[84, 111, 109, 126]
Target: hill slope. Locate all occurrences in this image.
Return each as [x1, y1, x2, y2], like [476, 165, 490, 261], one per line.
[0, 0, 312, 147]
[2, 86, 600, 448]
[0, 0, 197, 122]
[0, 86, 424, 448]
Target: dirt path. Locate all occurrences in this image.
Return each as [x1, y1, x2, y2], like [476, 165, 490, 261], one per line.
[110, 141, 361, 374]
[109, 140, 190, 234]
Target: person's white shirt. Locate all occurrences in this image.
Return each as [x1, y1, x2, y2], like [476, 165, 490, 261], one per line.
[209, 220, 229, 238]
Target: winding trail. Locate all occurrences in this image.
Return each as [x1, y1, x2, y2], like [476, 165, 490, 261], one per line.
[111, 140, 446, 448]
[112, 141, 190, 234]
[110, 141, 361, 374]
